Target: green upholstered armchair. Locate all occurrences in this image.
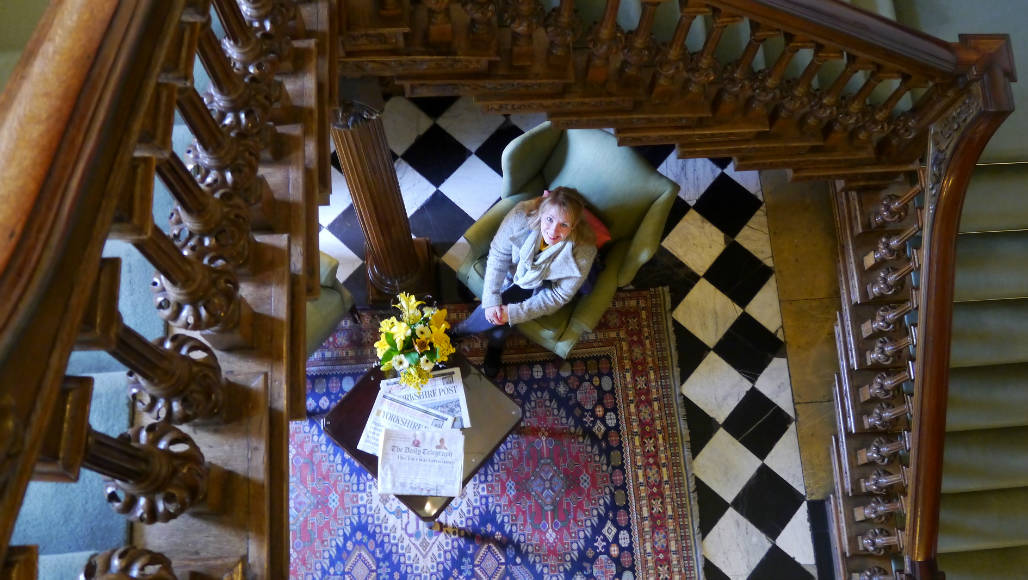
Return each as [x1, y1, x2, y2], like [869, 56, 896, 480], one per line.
[456, 122, 679, 358]
[306, 252, 356, 355]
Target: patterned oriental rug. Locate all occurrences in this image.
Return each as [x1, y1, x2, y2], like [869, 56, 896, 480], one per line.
[290, 288, 700, 579]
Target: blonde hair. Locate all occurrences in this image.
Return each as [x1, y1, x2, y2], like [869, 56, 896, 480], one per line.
[525, 187, 596, 246]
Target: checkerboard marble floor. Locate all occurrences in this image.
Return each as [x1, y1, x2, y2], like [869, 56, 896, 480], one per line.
[319, 95, 832, 579]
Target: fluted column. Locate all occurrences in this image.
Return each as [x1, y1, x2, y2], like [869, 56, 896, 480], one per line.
[329, 103, 435, 304]
[197, 25, 271, 151]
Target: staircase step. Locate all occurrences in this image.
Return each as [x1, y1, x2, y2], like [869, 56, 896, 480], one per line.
[950, 299, 1028, 368]
[959, 163, 1028, 233]
[937, 545, 1028, 580]
[939, 486, 1028, 553]
[340, 54, 497, 76]
[955, 230, 1028, 301]
[474, 93, 635, 115]
[547, 99, 712, 130]
[942, 426, 1028, 493]
[947, 364, 1028, 431]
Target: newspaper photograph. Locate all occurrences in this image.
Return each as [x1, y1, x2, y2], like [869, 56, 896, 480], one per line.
[378, 428, 465, 497]
[381, 367, 471, 429]
[356, 392, 454, 455]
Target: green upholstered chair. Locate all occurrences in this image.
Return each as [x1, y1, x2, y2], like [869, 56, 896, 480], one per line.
[306, 252, 356, 355]
[456, 121, 679, 358]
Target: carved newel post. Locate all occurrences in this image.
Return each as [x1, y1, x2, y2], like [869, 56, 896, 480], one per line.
[329, 103, 435, 304]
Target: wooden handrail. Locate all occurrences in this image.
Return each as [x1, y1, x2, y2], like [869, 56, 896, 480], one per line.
[711, 0, 959, 79]
[905, 37, 1014, 577]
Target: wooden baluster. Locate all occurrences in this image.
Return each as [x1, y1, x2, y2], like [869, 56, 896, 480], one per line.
[866, 334, 913, 366]
[650, 4, 705, 102]
[862, 399, 911, 431]
[545, 0, 575, 68]
[236, 0, 296, 65]
[858, 366, 912, 403]
[880, 82, 960, 161]
[863, 218, 922, 270]
[800, 55, 870, 132]
[212, 0, 283, 110]
[425, 0, 454, 48]
[684, 9, 739, 95]
[197, 25, 271, 151]
[619, 0, 662, 86]
[158, 154, 254, 270]
[832, 68, 894, 136]
[746, 34, 812, 115]
[867, 251, 919, 299]
[856, 434, 909, 466]
[509, 0, 539, 67]
[178, 85, 268, 207]
[380, 0, 403, 19]
[855, 566, 892, 580]
[854, 496, 906, 523]
[465, 0, 497, 51]
[90, 422, 209, 524]
[854, 75, 915, 142]
[715, 21, 777, 112]
[860, 468, 907, 494]
[857, 528, 903, 555]
[860, 300, 915, 338]
[584, 0, 621, 86]
[869, 182, 921, 229]
[772, 45, 838, 125]
[83, 546, 178, 579]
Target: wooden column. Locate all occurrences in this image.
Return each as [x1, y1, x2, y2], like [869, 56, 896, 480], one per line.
[329, 103, 435, 304]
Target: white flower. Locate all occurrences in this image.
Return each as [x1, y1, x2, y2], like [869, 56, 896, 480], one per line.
[393, 356, 410, 371]
[419, 355, 434, 371]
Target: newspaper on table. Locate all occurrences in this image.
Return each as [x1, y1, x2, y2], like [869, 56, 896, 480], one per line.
[356, 391, 454, 456]
[380, 367, 471, 429]
[378, 428, 464, 497]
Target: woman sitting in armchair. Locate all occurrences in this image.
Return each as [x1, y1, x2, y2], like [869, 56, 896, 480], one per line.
[455, 187, 597, 377]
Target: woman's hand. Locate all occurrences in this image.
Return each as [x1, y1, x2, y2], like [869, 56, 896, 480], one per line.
[485, 305, 509, 325]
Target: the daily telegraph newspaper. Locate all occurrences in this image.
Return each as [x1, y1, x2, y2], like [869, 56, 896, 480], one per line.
[380, 367, 472, 429]
[378, 428, 464, 497]
[356, 391, 454, 455]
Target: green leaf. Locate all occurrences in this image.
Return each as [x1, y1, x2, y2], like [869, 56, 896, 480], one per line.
[384, 333, 397, 351]
[381, 349, 396, 363]
[405, 351, 420, 365]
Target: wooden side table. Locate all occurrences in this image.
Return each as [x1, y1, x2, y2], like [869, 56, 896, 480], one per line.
[323, 353, 523, 521]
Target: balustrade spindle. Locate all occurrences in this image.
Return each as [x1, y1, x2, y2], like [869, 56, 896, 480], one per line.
[863, 219, 922, 270]
[465, 0, 497, 49]
[857, 527, 903, 555]
[774, 45, 836, 122]
[509, 0, 538, 66]
[869, 183, 921, 229]
[861, 300, 915, 338]
[685, 10, 739, 94]
[866, 333, 913, 366]
[212, 0, 284, 110]
[859, 367, 912, 403]
[863, 398, 911, 431]
[856, 567, 892, 580]
[83, 546, 177, 580]
[650, 4, 704, 102]
[545, 0, 575, 67]
[717, 22, 777, 107]
[197, 25, 271, 151]
[854, 75, 915, 142]
[860, 468, 907, 494]
[854, 496, 906, 523]
[584, 0, 621, 85]
[834, 69, 889, 132]
[236, 0, 296, 72]
[747, 35, 811, 115]
[857, 435, 909, 466]
[619, 0, 661, 84]
[158, 154, 254, 270]
[866, 251, 919, 299]
[90, 423, 209, 524]
[801, 56, 870, 130]
[425, 0, 454, 47]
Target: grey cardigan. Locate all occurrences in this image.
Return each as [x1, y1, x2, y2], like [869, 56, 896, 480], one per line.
[481, 201, 597, 325]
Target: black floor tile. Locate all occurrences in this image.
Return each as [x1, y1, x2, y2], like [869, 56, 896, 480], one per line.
[721, 388, 793, 460]
[704, 241, 774, 308]
[630, 246, 700, 307]
[408, 191, 476, 258]
[731, 465, 805, 540]
[342, 266, 369, 308]
[662, 196, 692, 239]
[326, 205, 366, 259]
[330, 150, 342, 174]
[807, 500, 836, 580]
[749, 544, 815, 579]
[709, 157, 732, 170]
[673, 324, 710, 381]
[693, 173, 763, 237]
[704, 559, 732, 580]
[696, 476, 730, 537]
[402, 125, 472, 187]
[408, 96, 459, 119]
[714, 313, 784, 383]
[682, 396, 719, 456]
[631, 144, 675, 170]
[475, 121, 525, 176]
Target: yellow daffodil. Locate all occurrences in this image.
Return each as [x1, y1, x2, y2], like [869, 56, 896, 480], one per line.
[379, 316, 399, 333]
[374, 336, 391, 358]
[391, 321, 411, 341]
[430, 308, 449, 332]
[396, 293, 424, 324]
[414, 337, 431, 353]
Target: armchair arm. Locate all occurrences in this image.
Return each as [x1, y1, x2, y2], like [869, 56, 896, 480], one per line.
[567, 242, 629, 334]
[500, 121, 562, 198]
[618, 185, 678, 287]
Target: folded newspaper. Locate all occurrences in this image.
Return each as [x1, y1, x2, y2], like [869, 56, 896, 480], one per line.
[356, 391, 454, 455]
[378, 428, 464, 497]
[381, 367, 471, 429]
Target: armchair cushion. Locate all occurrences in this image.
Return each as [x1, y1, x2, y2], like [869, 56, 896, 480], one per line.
[457, 122, 678, 358]
[306, 252, 355, 356]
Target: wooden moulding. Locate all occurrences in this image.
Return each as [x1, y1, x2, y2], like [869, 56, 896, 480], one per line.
[1, 545, 37, 580]
[32, 377, 94, 483]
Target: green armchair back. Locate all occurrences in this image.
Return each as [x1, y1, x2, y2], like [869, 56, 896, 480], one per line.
[456, 122, 679, 358]
[306, 252, 356, 355]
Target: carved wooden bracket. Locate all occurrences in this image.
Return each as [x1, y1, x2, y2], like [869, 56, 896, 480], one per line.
[83, 546, 177, 579]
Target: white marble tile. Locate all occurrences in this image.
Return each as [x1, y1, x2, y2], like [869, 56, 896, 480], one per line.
[441, 238, 471, 272]
[436, 96, 507, 152]
[438, 155, 503, 220]
[764, 424, 806, 495]
[662, 211, 727, 275]
[673, 280, 742, 348]
[724, 162, 763, 199]
[775, 501, 816, 566]
[694, 431, 763, 503]
[394, 158, 438, 217]
[702, 507, 772, 578]
[659, 157, 721, 205]
[509, 112, 548, 133]
[745, 275, 783, 337]
[318, 168, 354, 227]
[318, 229, 362, 283]
[754, 357, 795, 418]
[680, 352, 752, 423]
[735, 206, 773, 266]
[382, 97, 434, 155]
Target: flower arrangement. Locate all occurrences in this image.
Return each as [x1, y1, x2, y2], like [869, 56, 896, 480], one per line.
[374, 293, 455, 390]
